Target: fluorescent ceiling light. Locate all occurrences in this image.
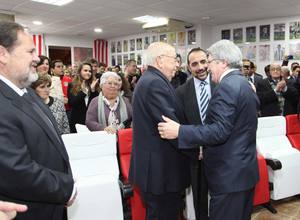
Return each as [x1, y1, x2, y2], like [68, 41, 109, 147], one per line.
[133, 15, 156, 23]
[142, 17, 169, 29]
[31, 0, 73, 6]
[32, 20, 43, 25]
[94, 28, 102, 33]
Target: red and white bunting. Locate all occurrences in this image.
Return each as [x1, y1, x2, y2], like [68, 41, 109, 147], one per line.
[94, 39, 108, 65]
[32, 34, 45, 56]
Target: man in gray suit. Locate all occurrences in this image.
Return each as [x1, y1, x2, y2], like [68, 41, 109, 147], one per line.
[0, 21, 76, 220]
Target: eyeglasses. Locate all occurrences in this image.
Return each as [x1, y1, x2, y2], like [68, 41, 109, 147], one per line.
[243, 65, 250, 69]
[105, 81, 120, 87]
[160, 54, 178, 62]
[207, 59, 222, 64]
[270, 67, 281, 72]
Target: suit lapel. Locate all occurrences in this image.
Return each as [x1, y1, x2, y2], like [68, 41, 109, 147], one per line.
[186, 79, 201, 124]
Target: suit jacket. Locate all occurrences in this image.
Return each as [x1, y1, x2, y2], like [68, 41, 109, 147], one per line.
[0, 80, 74, 220]
[68, 83, 99, 133]
[178, 70, 259, 194]
[129, 66, 190, 195]
[256, 78, 298, 116]
[176, 76, 216, 162]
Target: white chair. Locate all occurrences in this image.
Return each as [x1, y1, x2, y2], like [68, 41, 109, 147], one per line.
[62, 131, 123, 220]
[257, 116, 300, 200]
[75, 124, 90, 133]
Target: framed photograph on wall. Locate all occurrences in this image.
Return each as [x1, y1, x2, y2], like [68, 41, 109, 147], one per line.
[130, 39, 135, 51]
[123, 54, 129, 65]
[274, 23, 285, 41]
[152, 35, 158, 43]
[144, 36, 150, 49]
[246, 26, 256, 42]
[289, 22, 300, 39]
[260, 25, 270, 41]
[130, 53, 135, 60]
[259, 44, 270, 62]
[123, 40, 128, 52]
[244, 45, 256, 60]
[136, 38, 142, 50]
[111, 41, 116, 53]
[117, 55, 122, 65]
[159, 34, 167, 43]
[289, 42, 300, 60]
[111, 55, 116, 66]
[221, 29, 231, 40]
[137, 54, 142, 65]
[233, 28, 243, 44]
[117, 41, 122, 53]
[188, 30, 196, 45]
[74, 47, 93, 63]
[273, 43, 286, 61]
[168, 32, 176, 46]
[178, 32, 186, 46]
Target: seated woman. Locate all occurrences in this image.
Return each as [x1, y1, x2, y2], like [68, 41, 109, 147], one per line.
[86, 71, 132, 134]
[31, 73, 70, 135]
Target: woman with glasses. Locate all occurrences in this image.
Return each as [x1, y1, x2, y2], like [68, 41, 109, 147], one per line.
[86, 71, 132, 134]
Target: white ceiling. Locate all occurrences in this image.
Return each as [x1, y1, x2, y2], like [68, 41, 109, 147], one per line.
[1, 0, 300, 39]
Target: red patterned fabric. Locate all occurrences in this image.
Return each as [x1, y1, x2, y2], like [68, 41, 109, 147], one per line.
[93, 39, 108, 65]
[32, 34, 44, 56]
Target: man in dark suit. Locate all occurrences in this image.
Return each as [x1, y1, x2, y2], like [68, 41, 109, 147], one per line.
[242, 59, 263, 88]
[256, 63, 298, 117]
[159, 40, 259, 220]
[176, 47, 215, 220]
[129, 42, 190, 220]
[0, 21, 75, 220]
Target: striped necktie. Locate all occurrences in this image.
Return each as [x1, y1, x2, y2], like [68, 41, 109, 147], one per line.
[199, 81, 209, 122]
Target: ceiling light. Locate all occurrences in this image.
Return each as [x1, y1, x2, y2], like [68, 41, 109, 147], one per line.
[32, 20, 43, 25]
[202, 16, 211, 20]
[94, 28, 102, 33]
[31, 0, 73, 6]
[133, 15, 156, 23]
[142, 17, 169, 29]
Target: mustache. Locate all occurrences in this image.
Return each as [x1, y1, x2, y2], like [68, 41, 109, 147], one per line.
[195, 68, 207, 74]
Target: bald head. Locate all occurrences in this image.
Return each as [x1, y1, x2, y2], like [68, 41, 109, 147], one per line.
[270, 63, 281, 80]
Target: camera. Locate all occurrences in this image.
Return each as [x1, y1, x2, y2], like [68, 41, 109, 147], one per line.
[287, 55, 294, 60]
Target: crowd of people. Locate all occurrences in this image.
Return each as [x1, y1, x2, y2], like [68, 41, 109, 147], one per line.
[1, 20, 300, 220]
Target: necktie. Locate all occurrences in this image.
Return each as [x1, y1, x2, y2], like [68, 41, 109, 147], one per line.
[199, 81, 209, 122]
[248, 77, 253, 83]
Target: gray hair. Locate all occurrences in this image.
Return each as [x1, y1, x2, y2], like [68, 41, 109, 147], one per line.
[143, 42, 175, 66]
[207, 40, 242, 69]
[100, 71, 121, 87]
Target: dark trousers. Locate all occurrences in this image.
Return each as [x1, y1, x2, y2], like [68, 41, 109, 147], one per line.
[209, 188, 255, 220]
[190, 160, 208, 220]
[140, 191, 183, 220]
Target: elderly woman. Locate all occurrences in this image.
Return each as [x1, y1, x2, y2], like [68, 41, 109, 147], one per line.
[31, 73, 70, 135]
[86, 71, 132, 133]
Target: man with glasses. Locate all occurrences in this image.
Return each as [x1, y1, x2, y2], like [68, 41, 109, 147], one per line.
[256, 63, 298, 117]
[176, 47, 215, 220]
[158, 40, 260, 220]
[242, 59, 263, 88]
[129, 42, 190, 220]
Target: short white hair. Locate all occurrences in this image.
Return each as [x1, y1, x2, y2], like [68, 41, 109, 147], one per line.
[207, 40, 242, 69]
[143, 42, 175, 66]
[100, 71, 121, 87]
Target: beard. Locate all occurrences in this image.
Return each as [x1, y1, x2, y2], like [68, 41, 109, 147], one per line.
[22, 71, 38, 88]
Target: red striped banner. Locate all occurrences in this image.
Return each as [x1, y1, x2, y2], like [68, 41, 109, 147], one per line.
[32, 34, 44, 56]
[94, 39, 108, 65]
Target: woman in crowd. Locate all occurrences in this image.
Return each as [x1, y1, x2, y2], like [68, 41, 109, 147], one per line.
[68, 62, 99, 133]
[31, 73, 70, 135]
[36, 55, 51, 75]
[86, 71, 132, 134]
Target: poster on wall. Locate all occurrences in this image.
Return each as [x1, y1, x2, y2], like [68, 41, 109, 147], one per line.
[178, 32, 186, 46]
[177, 47, 186, 65]
[274, 23, 285, 41]
[130, 39, 135, 51]
[117, 55, 122, 65]
[152, 35, 158, 43]
[289, 42, 300, 60]
[259, 25, 270, 42]
[273, 43, 286, 61]
[123, 40, 128, 52]
[168, 32, 176, 46]
[137, 54, 142, 65]
[289, 22, 300, 39]
[144, 36, 150, 49]
[159, 34, 167, 43]
[130, 53, 135, 60]
[117, 41, 122, 53]
[111, 55, 116, 66]
[244, 45, 256, 60]
[136, 38, 143, 50]
[111, 41, 116, 53]
[259, 44, 270, 62]
[221, 29, 230, 40]
[246, 26, 256, 42]
[74, 47, 93, 63]
[188, 30, 196, 45]
[123, 54, 129, 65]
[233, 28, 243, 44]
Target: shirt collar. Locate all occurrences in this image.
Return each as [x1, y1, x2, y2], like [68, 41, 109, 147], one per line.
[194, 75, 210, 88]
[0, 75, 27, 96]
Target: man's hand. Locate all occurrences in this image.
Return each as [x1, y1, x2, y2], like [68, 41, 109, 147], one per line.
[66, 188, 77, 207]
[0, 201, 27, 220]
[158, 115, 180, 139]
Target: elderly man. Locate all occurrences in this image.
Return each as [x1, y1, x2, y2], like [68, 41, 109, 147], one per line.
[0, 21, 75, 220]
[158, 40, 259, 220]
[129, 42, 190, 220]
[256, 63, 298, 117]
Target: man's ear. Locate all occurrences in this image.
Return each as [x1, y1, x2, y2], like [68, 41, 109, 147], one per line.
[0, 46, 9, 65]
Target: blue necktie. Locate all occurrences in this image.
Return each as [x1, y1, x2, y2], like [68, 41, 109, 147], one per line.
[199, 81, 209, 122]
